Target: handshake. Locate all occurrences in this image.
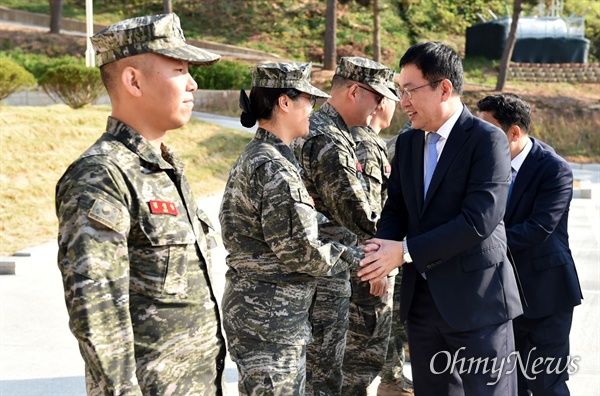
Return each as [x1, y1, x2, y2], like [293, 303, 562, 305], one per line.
[358, 239, 406, 292]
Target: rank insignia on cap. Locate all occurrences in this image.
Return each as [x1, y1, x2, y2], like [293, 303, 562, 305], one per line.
[88, 197, 120, 229]
[149, 200, 179, 215]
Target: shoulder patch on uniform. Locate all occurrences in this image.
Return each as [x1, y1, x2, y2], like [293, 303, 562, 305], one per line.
[88, 197, 120, 229]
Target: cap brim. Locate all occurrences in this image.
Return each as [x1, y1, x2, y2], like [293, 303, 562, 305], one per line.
[295, 79, 331, 98]
[155, 44, 221, 66]
[366, 80, 400, 102]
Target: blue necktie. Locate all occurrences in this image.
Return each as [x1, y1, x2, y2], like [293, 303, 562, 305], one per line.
[424, 132, 441, 197]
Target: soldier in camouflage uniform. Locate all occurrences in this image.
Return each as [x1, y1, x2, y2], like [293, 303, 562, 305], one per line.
[343, 71, 400, 395]
[55, 14, 227, 396]
[292, 57, 399, 396]
[219, 62, 360, 396]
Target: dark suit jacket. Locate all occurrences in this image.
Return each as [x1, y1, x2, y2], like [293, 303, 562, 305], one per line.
[377, 105, 523, 332]
[505, 137, 582, 319]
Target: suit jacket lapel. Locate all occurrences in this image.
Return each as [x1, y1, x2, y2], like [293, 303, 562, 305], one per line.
[423, 106, 472, 212]
[506, 138, 542, 222]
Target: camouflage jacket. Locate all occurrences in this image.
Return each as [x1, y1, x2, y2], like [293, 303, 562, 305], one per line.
[351, 125, 391, 215]
[55, 117, 225, 396]
[292, 102, 379, 246]
[219, 128, 357, 345]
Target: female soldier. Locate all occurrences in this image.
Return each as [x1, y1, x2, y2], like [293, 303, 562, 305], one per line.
[219, 62, 359, 396]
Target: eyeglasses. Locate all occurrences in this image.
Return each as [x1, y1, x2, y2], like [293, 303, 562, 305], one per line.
[299, 94, 317, 108]
[352, 84, 384, 104]
[398, 79, 443, 100]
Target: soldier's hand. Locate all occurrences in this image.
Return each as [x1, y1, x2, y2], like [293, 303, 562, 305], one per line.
[369, 277, 388, 297]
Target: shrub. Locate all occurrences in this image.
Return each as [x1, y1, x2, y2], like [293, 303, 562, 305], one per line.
[190, 59, 252, 90]
[0, 57, 36, 100]
[38, 64, 105, 109]
[1, 49, 83, 79]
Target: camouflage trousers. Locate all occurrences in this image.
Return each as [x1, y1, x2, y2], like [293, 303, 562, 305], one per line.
[306, 271, 351, 396]
[341, 274, 395, 395]
[379, 269, 409, 384]
[227, 336, 307, 396]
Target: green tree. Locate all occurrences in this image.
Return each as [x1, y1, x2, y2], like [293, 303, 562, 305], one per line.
[38, 64, 105, 109]
[0, 57, 36, 100]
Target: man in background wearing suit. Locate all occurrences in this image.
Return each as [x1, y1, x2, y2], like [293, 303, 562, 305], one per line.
[477, 93, 582, 396]
[357, 42, 523, 395]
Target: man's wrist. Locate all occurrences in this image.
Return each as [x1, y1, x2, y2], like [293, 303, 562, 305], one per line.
[403, 239, 412, 263]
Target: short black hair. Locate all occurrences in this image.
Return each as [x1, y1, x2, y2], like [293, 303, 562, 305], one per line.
[477, 93, 531, 133]
[399, 42, 463, 95]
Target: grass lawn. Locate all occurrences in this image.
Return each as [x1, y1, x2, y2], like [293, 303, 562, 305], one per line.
[0, 104, 252, 256]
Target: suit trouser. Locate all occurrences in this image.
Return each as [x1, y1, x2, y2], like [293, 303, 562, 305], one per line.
[513, 309, 574, 396]
[407, 274, 518, 396]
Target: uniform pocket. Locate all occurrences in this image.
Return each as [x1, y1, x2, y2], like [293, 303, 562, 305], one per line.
[135, 207, 196, 297]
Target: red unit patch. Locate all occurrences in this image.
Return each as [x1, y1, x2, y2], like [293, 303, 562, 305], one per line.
[149, 200, 179, 215]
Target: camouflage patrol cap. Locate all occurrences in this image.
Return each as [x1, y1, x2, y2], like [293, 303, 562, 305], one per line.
[250, 62, 331, 98]
[384, 69, 401, 99]
[335, 57, 400, 102]
[91, 13, 220, 67]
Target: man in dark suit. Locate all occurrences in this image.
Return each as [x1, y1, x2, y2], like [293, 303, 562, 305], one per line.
[477, 93, 582, 396]
[357, 42, 523, 395]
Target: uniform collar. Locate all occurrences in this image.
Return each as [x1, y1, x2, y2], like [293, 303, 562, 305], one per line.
[105, 116, 181, 171]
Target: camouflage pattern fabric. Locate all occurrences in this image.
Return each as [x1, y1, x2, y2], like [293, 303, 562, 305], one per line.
[219, 128, 359, 395]
[228, 336, 306, 396]
[250, 62, 330, 98]
[293, 102, 379, 244]
[335, 57, 400, 102]
[340, 125, 395, 395]
[292, 102, 380, 395]
[91, 13, 220, 67]
[342, 276, 395, 395]
[351, 125, 391, 214]
[55, 117, 226, 396]
[379, 268, 410, 384]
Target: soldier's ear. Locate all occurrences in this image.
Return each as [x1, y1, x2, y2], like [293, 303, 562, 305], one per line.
[120, 66, 143, 97]
[277, 94, 291, 115]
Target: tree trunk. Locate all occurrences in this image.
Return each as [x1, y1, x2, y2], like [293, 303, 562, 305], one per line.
[324, 0, 337, 70]
[49, 0, 63, 34]
[163, 0, 173, 14]
[373, 0, 380, 62]
[496, 0, 523, 91]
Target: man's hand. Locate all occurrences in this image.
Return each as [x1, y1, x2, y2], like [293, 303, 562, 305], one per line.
[369, 277, 388, 297]
[357, 238, 405, 282]
[362, 240, 381, 257]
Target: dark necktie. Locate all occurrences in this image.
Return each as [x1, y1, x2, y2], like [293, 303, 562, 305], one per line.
[507, 167, 517, 204]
